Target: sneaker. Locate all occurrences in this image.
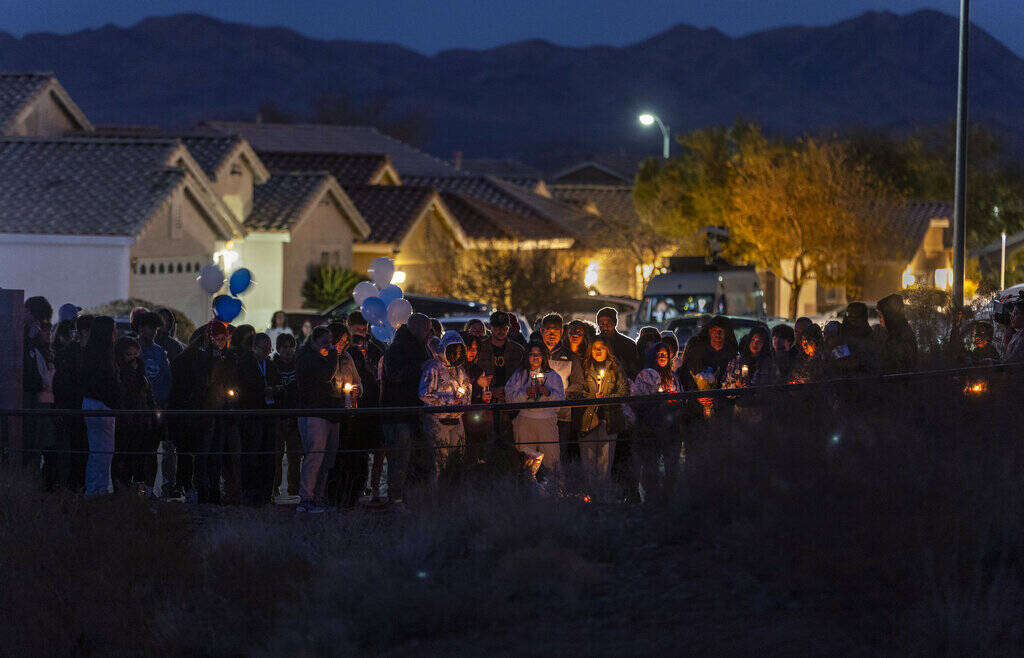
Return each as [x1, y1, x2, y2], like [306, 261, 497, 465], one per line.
[274, 494, 301, 505]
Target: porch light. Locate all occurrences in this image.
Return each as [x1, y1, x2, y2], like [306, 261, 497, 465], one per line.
[901, 266, 915, 289]
[391, 270, 406, 285]
[934, 268, 954, 289]
[584, 260, 600, 288]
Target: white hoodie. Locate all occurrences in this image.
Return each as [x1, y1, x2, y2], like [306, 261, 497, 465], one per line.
[419, 330, 472, 422]
[506, 368, 565, 420]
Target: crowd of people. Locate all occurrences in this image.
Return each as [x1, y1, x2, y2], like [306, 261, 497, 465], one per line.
[16, 289, 1024, 510]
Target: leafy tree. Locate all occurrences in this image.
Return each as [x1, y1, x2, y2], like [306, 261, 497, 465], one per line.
[301, 265, 367, 310]
[725, 136, 898, 319]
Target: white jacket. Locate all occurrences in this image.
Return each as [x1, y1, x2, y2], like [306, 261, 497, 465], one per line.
[419, 330, 472, 421]
[506, 368, 565, 420]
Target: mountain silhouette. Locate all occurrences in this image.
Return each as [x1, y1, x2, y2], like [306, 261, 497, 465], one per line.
[1, 9, 1021, 166]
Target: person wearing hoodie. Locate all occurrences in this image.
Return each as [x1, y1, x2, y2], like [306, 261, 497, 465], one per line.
[630, 342, 683, 500]
[381, 313, 432, 509]
[419, 330, 472, 483]
[506, 340, 565, 479]
[154, 307, 186, 362]
[295, 325, 341, 513]
[876, 294, 918, 374]
[722, 326, 777, 423]
[168, 321, 232, 503]
[81, 316, 121, 498]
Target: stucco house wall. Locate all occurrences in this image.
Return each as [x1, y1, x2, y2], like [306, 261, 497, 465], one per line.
[282, 195, 357, 310]
[238, 234, 286, 327]
[8, 89, 83, 137]
[0, 234, 132, 311]
[130, 188, 224, 324]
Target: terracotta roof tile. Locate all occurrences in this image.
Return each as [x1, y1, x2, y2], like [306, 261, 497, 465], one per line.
[246, 171, 329, 232]
[343, 184, 436, 244]
[258, 151, 389, 185]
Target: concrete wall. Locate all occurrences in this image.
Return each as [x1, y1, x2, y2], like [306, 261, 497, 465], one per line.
[238, 233, 286, 329]
[282, 194, 356, 309]
[0, 234, 132, 311]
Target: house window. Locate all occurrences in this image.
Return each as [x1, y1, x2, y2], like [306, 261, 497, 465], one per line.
[177, 263, 183, 273]
[149, 264, 156, 274]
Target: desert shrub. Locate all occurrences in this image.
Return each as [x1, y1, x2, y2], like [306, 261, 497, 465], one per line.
[648, 369, 1024, 654]
[84, 297, 195, 341]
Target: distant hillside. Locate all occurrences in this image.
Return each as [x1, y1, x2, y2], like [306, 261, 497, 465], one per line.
[1, 9, 1022, 166]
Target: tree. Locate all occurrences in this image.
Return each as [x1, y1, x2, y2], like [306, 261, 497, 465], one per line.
[301, 265, 367, 310]
[725, 136, 898, 319]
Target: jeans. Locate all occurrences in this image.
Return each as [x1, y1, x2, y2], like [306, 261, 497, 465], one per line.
[579, 421, 616, 477]
[382, 421, 416, 502]
[83, 397, 115, 497]
[299, 416, 339, 505]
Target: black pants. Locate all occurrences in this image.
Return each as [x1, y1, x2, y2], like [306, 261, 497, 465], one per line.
[194, 419, 223, 505]
[221, 418, 242, 505]
[241, 416, 276, 506]
[169, 417, 194, 494]
[328, 418, 368, 508]
[112, 423, 158, 489]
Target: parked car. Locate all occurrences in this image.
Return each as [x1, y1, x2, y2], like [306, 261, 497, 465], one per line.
[815, 303, 881, 327]
[668, 314, 770, 350]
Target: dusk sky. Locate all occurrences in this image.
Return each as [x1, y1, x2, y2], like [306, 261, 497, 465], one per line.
[2, 0, 1023, 56]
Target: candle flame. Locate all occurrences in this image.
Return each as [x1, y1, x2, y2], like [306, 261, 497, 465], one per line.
[227, 389, 236, 397]
[343, 383, 353, 393]
[599, 369, 605, 378]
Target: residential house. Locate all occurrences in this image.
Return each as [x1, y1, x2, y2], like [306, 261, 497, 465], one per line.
[0, 72, 92, 137]
[0, 137, 243, 321]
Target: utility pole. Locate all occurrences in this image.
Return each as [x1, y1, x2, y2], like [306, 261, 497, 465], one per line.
[950, 0, 970, 338]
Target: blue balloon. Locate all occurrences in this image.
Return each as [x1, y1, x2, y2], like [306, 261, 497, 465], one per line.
[378, 284, 403, 306]
[212, 294, 243, 323]
[361, 297, 387, 326]
[228, 268, 254, 296]
[371, 322, 396, 344]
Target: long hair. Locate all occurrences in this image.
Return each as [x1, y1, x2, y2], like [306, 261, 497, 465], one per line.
[84, 316, 117, 374]
[584, 336, 620, 375]
[459, 331, 481, 362]
[644, 341, 674, 388]
[518, 340, 552, 373]
[738, 325, 772, 361]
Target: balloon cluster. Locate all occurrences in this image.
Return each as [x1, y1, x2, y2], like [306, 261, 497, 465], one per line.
[355, 257, 412, 344]
[198, 263, 254, 323]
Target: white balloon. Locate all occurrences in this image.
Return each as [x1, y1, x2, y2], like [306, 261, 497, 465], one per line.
[352, 281, 379, 307]
[198, 264, 224, 294]
[387, 297, 414, 329]
[368, 256, 395, 289]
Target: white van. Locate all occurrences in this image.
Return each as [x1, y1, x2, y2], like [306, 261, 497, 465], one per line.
[634, 259, 766, 331]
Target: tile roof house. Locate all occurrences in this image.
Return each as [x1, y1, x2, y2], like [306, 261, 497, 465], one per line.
[243, 171, 371, 313]
[0, 136, 243, 320]
[0, 72, 92, 136]
[199, 122, 462, 177]
[257, 152, 401, 186]
[343, 184, 467, 285]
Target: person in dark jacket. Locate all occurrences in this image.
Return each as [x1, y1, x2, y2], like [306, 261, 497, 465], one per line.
[629, 342, 683, 500]
[876, 294, 918, 374]
[831, 302, 879, 378]
[596, 307, 639, 378]
[295, 325, 341, 512]
[578, 337, 629, 477]
[154, 307, 186, 362]
[53, 314, 91, 491]
[273, 332, 302, 499]
[168, 321, 231, 503]
[771, 324, 796, 382]
[679, 315, 738, 418]
[346, 330, 382, 506]
[111, 336, 157, 495]
[475, 311, 525, 442]
[380, 313, 432, 509]
[81, 316, 120, 498]
[789, 324, 827, 384]
[237, 332, 280, 505]
[459, 332, 493, 464]
[22, 296, 54, 473]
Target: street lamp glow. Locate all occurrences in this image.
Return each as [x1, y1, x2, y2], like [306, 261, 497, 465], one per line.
[637, 112, 670, 159]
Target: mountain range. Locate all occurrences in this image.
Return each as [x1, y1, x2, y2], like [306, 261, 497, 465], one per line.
[1, 9, 1022, 167]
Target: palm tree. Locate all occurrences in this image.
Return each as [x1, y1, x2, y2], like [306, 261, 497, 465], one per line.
[301, 265, 367, 310]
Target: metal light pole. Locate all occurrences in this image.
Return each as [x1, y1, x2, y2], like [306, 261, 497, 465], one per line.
[951, 0, 970, 316]
[1001, 231, 1007, 291]
[638, 113, 670, 159]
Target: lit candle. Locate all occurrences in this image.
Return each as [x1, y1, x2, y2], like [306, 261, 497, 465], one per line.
[597, 369, 605, 396]
[457, 386, 466, 397]
[741, 365, 749, 378]
[343, 382, 353, 408]
[227, 389, 236, 398]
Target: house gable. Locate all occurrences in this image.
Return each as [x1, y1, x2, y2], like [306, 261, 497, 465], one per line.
[1, 74, 93, 136]
[282, 187, 361, 309]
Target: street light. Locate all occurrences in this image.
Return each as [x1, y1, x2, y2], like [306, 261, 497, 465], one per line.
[638, 112, 670, 159]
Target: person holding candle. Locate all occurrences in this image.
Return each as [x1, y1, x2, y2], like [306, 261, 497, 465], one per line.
[788, 324, 826, 385]
[630, 342, 683, 500]
[678, 315, 738, 418]
[295, 325, 341, 513]
[578, 337, 628, 478]
[540, 314, 583, 465]
[506, 340, 566, 483]
[459, 332, 493, 462]
[723, 326, 777, 424]
[419, 330, 472, 485]
[325, 323, 362, 508]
